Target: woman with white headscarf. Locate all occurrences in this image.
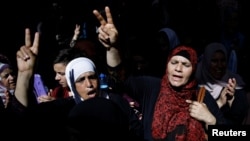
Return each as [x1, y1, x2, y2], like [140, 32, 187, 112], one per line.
[11, 6, 142, 141]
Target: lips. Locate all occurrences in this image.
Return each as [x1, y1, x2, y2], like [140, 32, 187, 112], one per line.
[87, 89, 96, 95]
[173, 74, 182, 79]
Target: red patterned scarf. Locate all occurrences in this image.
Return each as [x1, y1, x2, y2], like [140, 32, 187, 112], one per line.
[152, 46, 206, 141]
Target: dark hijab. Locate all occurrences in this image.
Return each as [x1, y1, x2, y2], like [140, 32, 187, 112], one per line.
[67, 97, 129, 141]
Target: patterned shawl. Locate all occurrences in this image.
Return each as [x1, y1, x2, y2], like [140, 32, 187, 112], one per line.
[152, 45, 206, 141]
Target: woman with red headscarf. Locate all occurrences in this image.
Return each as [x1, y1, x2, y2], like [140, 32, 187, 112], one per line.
[151, 45, 218, 141]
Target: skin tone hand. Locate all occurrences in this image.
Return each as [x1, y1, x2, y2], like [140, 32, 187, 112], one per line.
[93, 6, 121, 67]
[93, 6, 118, 49]
[37, 89, 56, 103]
[16, 28, 39, 74]
[70, 24, 81, 48]
[216, 78, 236, 108]
[15, 28, 40, 107]
[72, 24, 81, 41]
[186, 99, 216, 130]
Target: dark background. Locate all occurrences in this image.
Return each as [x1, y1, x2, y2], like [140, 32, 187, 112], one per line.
[1, 0, 249, 88]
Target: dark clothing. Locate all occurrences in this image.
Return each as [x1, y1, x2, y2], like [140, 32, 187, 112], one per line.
[25, 97, 75, 141]
[124, 75, 161, 141]
[2, 95, 27, 140]
[0, 96, 5, 110]
[203, 90, 228, 125]
[19, 90, 139, 141]
[220, 89, 249, 125]
[124, 75, 229, 141]
[68, 97, 130, 141]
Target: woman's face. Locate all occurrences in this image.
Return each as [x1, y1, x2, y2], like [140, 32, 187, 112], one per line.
[208, 51, 227, 80]
[74, 71, 99, 100]
[0, 67, 16, 90]
[167, 55, 193, 87]
[53, 63, 68, 87]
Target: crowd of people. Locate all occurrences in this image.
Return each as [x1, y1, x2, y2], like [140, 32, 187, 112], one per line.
[1, 1, 250, 141]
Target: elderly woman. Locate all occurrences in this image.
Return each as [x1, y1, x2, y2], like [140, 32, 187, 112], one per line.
[151, 45, 230, 141]
[11, 6, 142, 141]
[0, 62, 16, 108]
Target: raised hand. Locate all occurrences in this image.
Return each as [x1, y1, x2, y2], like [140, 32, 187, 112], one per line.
[225, 78, 236, 99]
[73, 24, 81, 39]
[15, 28, 40, 107]
[70, 24, 81, 47]
[93, 6, 118, 49]
[16, 28, 40, 73]
[217, 78, 236, 108]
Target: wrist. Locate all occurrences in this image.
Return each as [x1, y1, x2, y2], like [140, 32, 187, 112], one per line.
[205, 114, 216, 125]
[72, 35, 78, 40]
[216, 99, 223, 108]
[70, 40, 77, 48]
[106, 46, 114, 51]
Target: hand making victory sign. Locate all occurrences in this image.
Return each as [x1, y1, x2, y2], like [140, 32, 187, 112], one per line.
[15, 28, 40, 106]
[16, 28, 40, 73]
[93, 6, 118, 49]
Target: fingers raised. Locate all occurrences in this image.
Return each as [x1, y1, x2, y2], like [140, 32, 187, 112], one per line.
[25, 28, 31, 47]
[105, 6, 113, 24]
[16, 46, 30, 60]
[93, 6, 113, 26]
[93, 9, 107, 25]
[31, 32, 40, 55]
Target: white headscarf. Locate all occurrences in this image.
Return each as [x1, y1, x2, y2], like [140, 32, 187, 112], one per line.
[0, 62, 9, 83]
[65, 57, 96, 102]
[0, 63, 9, 74]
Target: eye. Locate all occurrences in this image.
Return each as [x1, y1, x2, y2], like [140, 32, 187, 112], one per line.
[170, 60, 178, 64]
[75, 77, 85, 83]
[3, 73, 10, 79]
[183, 62, 191, 67]
[58, 72, 65, 76]
[88, 74, 98, 79]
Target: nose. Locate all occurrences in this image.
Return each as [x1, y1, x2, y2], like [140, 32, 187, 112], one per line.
[218, 60, 224, 67]
[8, 74, 15, 79]
[85, 78, 93, 88]
[175, 63, 182, 72]
[55, 74, 60, 80]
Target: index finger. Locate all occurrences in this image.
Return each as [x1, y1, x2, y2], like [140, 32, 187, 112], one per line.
[93, 9, 107, 25]
[231, 78, 236, 84]
[105, 6, 113, 24]
[186, 99, 192, 104]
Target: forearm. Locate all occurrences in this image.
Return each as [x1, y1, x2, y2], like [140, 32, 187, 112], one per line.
[70, 38, 77, 48]
[106, 47, 121, 67]
[216, 100, 223, 108]
[14, 71, 33, 107]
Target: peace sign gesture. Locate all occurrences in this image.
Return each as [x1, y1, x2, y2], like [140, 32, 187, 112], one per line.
[93, 6, 118, 49]
[16, 28, 40, 73]
[15, 28, 40, 107]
